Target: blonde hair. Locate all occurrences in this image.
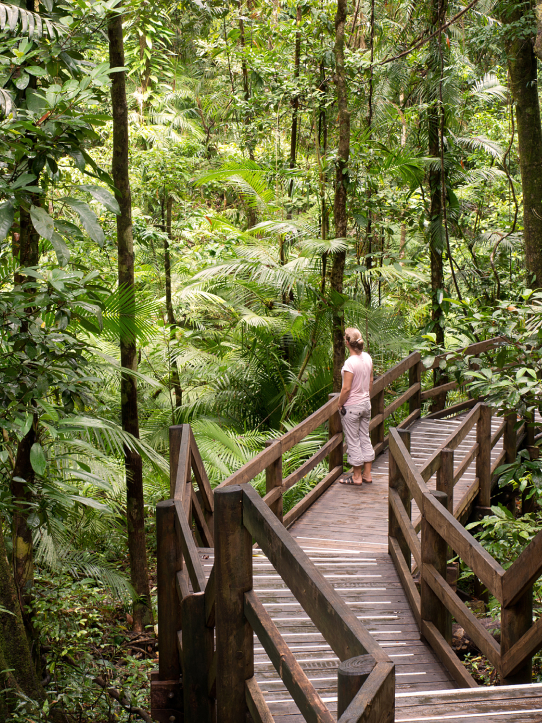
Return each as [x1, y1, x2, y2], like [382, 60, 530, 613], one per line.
[345, 327, 364, 352]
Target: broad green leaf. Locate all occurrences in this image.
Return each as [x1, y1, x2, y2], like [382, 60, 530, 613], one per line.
[78, 185, 120, 215]
[30, 205, 54, 241]
[50, 231, 70, 266]
[30, 442, 47, 476]
[11, 173, 37, 190]
[0, 200, 14, 241]
[62, 198, 104, 246]
[25, 65, 47, 77]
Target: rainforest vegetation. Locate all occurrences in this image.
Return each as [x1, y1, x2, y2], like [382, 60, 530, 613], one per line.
[2, 0, 542, 717]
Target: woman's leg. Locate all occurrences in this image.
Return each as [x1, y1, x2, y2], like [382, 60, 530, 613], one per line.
[359, 402, 375, 481]
[341, 408, 364, 484]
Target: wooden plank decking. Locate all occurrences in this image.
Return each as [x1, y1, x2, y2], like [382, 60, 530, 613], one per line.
[396, 683, 542, 722]
[197, 412, 512, 721]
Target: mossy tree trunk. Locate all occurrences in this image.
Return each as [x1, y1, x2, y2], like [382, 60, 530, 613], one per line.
[0, 523, 45, 712]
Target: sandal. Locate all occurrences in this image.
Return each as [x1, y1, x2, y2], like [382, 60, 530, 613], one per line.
[362, 477, 373, 484]
[339, 473, 363, 486]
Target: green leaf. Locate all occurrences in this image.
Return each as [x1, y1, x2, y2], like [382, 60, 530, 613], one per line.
[30, 205, 54, 241]
[422, 355, 435, 369]
[25, 66, 48, 77]
[0, 200, 15, 241]
[15, 72, 30, 90]
[11, 173, 37, 190]
[50, 231, 70, 266]
[62, 198, 104, 246]
[70, 495, 112, 513]
[30, 443, 47, 476]
[77, 184, 120, 215]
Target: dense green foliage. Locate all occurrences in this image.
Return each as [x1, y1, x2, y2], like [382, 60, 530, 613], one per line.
[1, 0, 542, 716]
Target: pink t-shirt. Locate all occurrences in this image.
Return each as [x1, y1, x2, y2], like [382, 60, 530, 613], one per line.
[341, 352, 372, 406]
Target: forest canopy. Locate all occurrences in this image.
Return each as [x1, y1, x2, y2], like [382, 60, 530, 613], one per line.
[1, 0, 542, 717]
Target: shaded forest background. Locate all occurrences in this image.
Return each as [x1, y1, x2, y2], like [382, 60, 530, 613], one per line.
[1, 0, 542, 718]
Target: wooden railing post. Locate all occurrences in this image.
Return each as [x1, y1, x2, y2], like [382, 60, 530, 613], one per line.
[502, 588, 533, 684]
[504, 412, 517, 464]
[265, 439, 283, 522]
[409, 359, 422, 416]
[328, 393, 343, 473]
[169, 425, 184, 498]
[182, 592, 214, 723]
[215, 486, 253, 723]
[337, 655, 375, 718]
[421, 490, 452, 645]
[476, 404, 492, 510]
[371, 389, 385, 448]
[436, 448, 454, 514]
[151, 500, 183, 722]
[389, 430, 411, 569]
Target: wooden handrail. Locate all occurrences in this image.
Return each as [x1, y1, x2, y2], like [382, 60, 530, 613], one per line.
[420, 403, 482, 482]
[244, 589, 335, 723]
[245, 676, 274, 723]
[371, 351, 421, 397]
[422, 487, 505, 601]
[502, 530, 542, 607]
[242, 483, 387, 663]
[453, 442, 479, 486]
[389, 487, 421, 568]
[422, 563, 501, 667]
[174, 500, 207, 592]
[387, 399, 542, 689]
[281, 432, 342, 493]
[430, 336, 508, 369]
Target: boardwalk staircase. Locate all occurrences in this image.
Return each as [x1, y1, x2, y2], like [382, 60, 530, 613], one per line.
[150, 337, 542, 723]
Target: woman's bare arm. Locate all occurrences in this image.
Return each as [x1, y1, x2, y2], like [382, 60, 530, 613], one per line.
[338, 371, 353, 408]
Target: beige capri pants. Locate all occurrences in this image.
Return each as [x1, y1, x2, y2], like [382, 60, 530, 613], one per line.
[341, 399, 375, 467]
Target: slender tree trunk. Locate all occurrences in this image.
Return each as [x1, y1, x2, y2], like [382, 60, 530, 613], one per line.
[331, 0, 350, 392]
[362, 0, 376, 307]
[11, 195, 40, 601]
[287, 6, 302, 214]
[11, 426, 36, 604]
[164, 196, 182, 409]
[238, 0, 257, 228]
[108, 10, 153, 632]
[138, 33, 151, 118]
[0, 523, 45, 711]
[428, 0, 448, 410]
[507, 3, 542, 289]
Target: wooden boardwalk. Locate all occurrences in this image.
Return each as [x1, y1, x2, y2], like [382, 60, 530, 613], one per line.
[154, 339, 542, 723]
[196, 412, 527, 721]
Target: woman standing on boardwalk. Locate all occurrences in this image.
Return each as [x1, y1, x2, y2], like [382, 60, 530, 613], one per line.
[337, 327, 375, 486]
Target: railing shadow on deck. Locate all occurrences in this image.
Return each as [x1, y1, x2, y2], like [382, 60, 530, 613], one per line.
[150, 335, 538, 722]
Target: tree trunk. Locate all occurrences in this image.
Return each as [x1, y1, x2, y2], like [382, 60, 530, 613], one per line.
[507, 4, 542, 289]
[238, 0, 257, 228]
[287, 6, 302, 213]
[0, 522, 45, 710]
[165, 196, 182, 409]
[11, 426, 36, 604]
[428, 0, 448, 410]
[11, 191, 41, 600]
[108, 10, 153, 632]
[331, 0, 350, 392]
[427, 0, 446, 349]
